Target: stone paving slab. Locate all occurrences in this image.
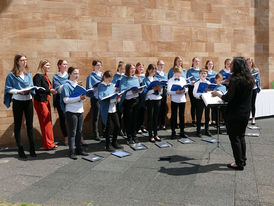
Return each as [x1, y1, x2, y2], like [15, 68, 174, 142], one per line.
[0, 118, 273, 205]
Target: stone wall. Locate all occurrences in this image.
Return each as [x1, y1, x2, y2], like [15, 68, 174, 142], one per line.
[0, 0, 271, 146]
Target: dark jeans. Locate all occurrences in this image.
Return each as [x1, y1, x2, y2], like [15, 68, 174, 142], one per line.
[188, 85, 197, 122]
[55, 94, 68, 138]
[158, 87, 167, 127]
[123, 98, 139, 139]
[146, 100, 161, 137]
[66, 112, 83, 153]
[103, 112, 120, 146]
[226, 114, 248, 167]
[251, 89, 257, 118]
[196, 99, 210, 133]
[171, 101, 186, 134]
[12, 99, 35, 150]
[90, 97, 100, 137]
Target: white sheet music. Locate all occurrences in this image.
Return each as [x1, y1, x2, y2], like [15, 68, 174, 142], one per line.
[201, 91, 225, 106]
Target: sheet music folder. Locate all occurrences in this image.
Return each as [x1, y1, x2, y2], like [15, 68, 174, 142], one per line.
[112, 150, 131, 158]
[130, 143, 148, 151]
[155, 142, 172, 148]
[82, 154, 104, 162]
[201, 92, 226, 107]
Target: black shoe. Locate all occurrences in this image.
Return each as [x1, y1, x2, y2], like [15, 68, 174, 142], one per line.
[127, 138, 134, 145]
[30, 150, 37, 158]
[180, 133, 189, 139]
[171, 131, 176, 139]
[205, 131, 212, 137]
[227, 163, 244, 171]
[69, 152, 77, 160]
[76, 150, 89, 156]
[191, 121, 196, 127]
[18, 147, 27, 159]
[112, 142, 124, 149]
[196, 132, 202, 138]
[106, 145, 116, 152]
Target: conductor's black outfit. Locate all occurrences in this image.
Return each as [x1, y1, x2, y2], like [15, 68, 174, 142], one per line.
[221, 77, 252, 167]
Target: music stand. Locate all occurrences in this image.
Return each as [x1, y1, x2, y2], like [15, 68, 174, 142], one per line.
[201, 92, 231, 162]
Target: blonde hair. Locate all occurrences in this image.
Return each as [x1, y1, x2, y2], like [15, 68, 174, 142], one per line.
[37, 59, 50, 73]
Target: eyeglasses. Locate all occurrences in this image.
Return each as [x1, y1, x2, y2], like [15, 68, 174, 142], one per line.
[96, 64, 102, 67]
[159, 64, 165, 66]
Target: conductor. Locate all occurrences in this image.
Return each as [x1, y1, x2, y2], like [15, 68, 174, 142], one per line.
[212, 57, 255, 170]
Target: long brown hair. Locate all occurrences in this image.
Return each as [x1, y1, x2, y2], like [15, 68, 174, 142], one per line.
[12, 54, 28, 76]
[57, 59, 64, 72]
[205, 60, 214, 70]
[173, 56, 183, 69]
[191, 57, 198, 67]
[246, 58, 258, 72]
[125, 63, 135, 77]
[145, 64, 157, 77]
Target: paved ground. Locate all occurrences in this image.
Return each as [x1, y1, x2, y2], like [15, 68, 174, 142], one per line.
[0, 117, 274, 206]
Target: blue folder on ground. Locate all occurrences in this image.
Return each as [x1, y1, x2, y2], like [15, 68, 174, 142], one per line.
[155, 142, 172, 148]
[171, 84, 188, 91]
[245, 133, 260, 137]
[130, 143, 148, 151]
[69, 85, 94, 98]
[112, 150, 131, 158]
[202, 137, 218, 143]
[147, 80, 167, 90]
[197, 82, 217, 93]
[82, 154, 104, 162]
[178, 138, 194, 144]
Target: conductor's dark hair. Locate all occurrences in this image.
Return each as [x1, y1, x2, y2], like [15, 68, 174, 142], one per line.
[231, 57, 255, 89]
[145, 64, 157, 77]
[67, 66, 77, 80]
[102, 70, 113, 82]
[92, 60, 102, 67]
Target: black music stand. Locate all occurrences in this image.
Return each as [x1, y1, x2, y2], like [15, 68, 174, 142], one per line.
[201, 93, 231, 162]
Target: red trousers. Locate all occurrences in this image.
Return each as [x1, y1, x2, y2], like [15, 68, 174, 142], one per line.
[34, 99, 55, 149]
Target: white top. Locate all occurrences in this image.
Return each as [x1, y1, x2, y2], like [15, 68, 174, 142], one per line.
[146, 76, 162, 101]
[193, 79, 211, 99]
[167, 76, 188, 103]
[157, 70, 164, 76]
[222, 68, 230, 73]
[9, 72, 32, 101]
[125, 90, 139, 100]
[63, 80, 85, 113]
[108, 98, 117, 113]
[57, 71, 68, 93]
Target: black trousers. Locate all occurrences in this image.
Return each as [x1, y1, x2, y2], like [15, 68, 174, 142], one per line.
[196, 99, 210, 133]
[12, 99, 35, 150]
[171, 101, 186, 134]
[226, 114, 248, 167]
[158, 87, 168, 127]
[55, 94, 68, 138]
[188, 85, 197, 122]
[146, 99, 161, 137]
[123, 97, 139, 139]
[103, 112, 120, 146]
[66, 112, 83, 153]
[251, 89, 257, 118]
[136, 106, 146, 131]
[90, 97, 100, 137]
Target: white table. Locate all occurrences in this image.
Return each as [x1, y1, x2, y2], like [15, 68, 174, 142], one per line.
[255, 89, 274, 118]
